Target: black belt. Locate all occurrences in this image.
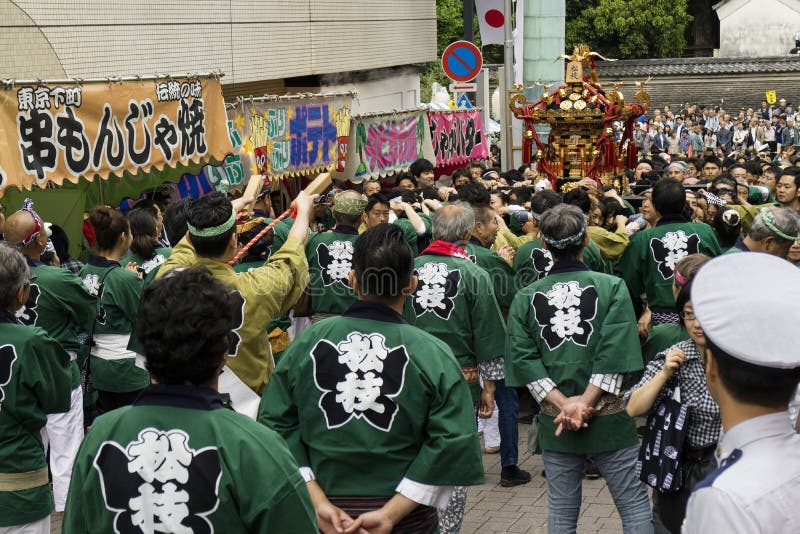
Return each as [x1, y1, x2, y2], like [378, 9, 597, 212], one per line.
[683, 443, 716, 463]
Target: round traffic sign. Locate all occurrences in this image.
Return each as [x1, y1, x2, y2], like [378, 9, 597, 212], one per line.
[441, 41, 483, 83]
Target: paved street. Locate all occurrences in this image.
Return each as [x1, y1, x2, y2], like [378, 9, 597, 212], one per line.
[463, 424, 623, 534]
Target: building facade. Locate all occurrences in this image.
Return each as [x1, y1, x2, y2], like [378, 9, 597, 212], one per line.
[714, 0, 800, 57]
[0, 1, 436, 111]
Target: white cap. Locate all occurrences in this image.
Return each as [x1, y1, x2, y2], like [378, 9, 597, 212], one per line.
[693, 253, 800, 369]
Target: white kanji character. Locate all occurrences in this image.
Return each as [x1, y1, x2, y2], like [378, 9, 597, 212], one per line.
[416, 262, 449, 286]
[664, 248, 689, 271]
[50, 87, 66, 109]
[546, 282, 582, 310]
[65, 87, 82, 107]
[156, 83, 170, 102]
[337, 333, 389, 374]
[415, 283, 447, 310]
[550, 307, 585, 339]
[335, 371, 385, 415]
[34, 87, 50, 110]
[82, 274, 101, 296]
[328, 240, 353, 260]
[129, 481, 191, 534]
[168, 81, 181, 101]
[325, 259, 351, 282]
[662, 230, 688, 251]
[17, 88, 34, 111]
[127, 430, 193, 484]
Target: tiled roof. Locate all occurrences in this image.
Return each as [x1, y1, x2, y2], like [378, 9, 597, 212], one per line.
[595, 56, 800, 78]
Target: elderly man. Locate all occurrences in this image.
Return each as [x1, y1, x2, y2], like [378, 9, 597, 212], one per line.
[664, 162, 691, 184]
[64, 268, 316, 533]
[728, 206, 800, 257]
[259, 224, 484, 534]
[618, 179, 722, 325]
[683, 254, 800, 533]
[306, 191, 367, 322]
[3, 201, 96, 514]
[506, 204, 652, 533]
[157, 191, 316, 418]
[404, 202, 506, 533]
[0, 243, 72, 534]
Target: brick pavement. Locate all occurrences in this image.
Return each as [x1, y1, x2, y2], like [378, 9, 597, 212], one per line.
[462, 423, 623, 534]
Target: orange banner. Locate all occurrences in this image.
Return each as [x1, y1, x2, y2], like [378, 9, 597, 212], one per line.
[0, 76, 232, 196]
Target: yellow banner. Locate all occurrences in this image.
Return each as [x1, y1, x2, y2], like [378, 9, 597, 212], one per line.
[0, 77, 232, 196]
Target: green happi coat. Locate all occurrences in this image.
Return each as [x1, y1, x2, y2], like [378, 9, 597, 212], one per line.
[403, 245, 506, 400]
[258, 301, 485, 498]
[63, 385, 316, 533]
[158, 236, 307, 418]
[19, 260, 96, 390]
[0, 317, 72, 527]
[513, 237, 605, 290]
[79, 257, 149, 393]
[121, 247, 172, 287]
[465, 239, 517, 310]
[506, 261, 643, 454]
[617, 217, 722, 313]
[305, 227, 359, 314]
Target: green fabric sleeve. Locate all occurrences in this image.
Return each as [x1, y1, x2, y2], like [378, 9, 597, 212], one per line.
[470, 269, 506, 362]
[26, 332, 73, 416]
[504, 291, 550, 387]
[257, 347, 311, 468]
[591, 279, 643, 375]
[393, 218, 419, 256]
[250, 477, 317, 533]
[109, 270, 144, 324]
[699, 225, 724, 257]
[616, 234, 644, 298]
[403, 353, 485, 486]
[58, 268, 97, 333]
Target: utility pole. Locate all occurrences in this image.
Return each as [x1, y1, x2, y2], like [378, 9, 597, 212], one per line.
[464, 0, 474, 42]
[502, 0, 514, 172]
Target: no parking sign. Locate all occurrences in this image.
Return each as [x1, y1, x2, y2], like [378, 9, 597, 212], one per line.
[441, 41, 483, 83]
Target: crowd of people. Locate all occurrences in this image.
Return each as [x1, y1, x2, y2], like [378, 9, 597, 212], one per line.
[629, 98, 800, 159]
[0, 137, 799, 534]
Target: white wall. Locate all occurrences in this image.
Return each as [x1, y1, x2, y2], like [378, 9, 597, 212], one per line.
[321, 70, 422, 114]
[716, 0, 800, 57]
[0, 1, 436, 83]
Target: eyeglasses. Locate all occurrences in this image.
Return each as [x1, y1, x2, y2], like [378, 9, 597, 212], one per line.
[679, 310, 697, 322]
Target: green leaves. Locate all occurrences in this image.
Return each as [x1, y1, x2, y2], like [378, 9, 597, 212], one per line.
[565, 0, 692, 59]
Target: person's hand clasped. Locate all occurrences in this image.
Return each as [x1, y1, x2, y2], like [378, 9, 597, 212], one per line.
[554, 397, 594, 436]
[316, 500, 360, 534]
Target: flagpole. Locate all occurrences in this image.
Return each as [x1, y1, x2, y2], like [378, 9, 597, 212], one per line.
[503, 0, 514, 172]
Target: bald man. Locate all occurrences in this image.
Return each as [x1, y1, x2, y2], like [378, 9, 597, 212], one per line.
[305, 190, 367, 322]
[4, 202, 96, 513]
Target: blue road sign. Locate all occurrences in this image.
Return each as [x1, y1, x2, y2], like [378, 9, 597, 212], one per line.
[442, 41, 483, 83]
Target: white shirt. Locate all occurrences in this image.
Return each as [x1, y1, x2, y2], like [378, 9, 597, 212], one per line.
[682, 412, 800, 534]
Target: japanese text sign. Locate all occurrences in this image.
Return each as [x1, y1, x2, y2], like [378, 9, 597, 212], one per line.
[343, 111, 434, 183]
[228, 96, 349, 180]
[427, 110, 488, 167]
[0, 77, 232, 196]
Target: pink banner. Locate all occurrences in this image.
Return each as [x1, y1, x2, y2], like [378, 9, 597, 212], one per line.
[427, 110, 489, 167]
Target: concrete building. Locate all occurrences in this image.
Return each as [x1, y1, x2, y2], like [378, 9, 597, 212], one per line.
[0, 1, 436, 111]
[714, 0, 800, 57]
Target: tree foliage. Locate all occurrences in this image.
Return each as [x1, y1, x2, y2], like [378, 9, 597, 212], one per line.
[565, 0, 692, 59]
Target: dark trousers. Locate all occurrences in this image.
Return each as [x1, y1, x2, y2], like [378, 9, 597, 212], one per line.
[652, 447, 717, 534]
[96, 389, 144, 415]
[494, 379, 519, 468]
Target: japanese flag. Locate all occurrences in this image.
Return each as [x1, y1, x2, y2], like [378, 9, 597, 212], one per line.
[476, 0, 506, 46]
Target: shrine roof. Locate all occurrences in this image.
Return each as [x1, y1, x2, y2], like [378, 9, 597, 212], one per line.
[595, 56, 800, 78]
